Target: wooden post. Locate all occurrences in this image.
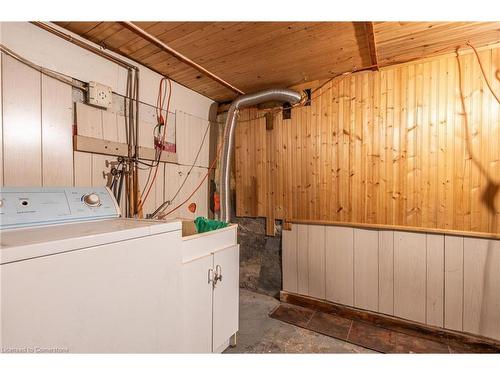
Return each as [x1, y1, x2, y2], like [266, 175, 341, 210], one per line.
[265, 112, 274, 131]
[364, 22, 379, 70]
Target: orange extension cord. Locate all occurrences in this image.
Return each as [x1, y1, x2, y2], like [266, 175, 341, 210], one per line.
[137, 77, 172, 212]
[159, 139, 224, 218]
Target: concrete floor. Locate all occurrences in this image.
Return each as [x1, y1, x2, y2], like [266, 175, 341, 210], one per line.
[224, 289, 375, 354]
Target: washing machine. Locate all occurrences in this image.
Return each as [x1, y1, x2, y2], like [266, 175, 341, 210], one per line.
[0, 187, 183, 353]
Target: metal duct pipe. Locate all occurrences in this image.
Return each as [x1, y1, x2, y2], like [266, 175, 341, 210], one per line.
[220, 88, 302, 223]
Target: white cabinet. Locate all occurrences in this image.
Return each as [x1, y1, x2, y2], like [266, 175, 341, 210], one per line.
[181, 244, 240, 353]
[181, 253, 214, 353]
[212, 245, 240, 351]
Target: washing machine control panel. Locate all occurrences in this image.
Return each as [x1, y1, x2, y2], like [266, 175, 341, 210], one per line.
[82, 193, 101, 207]
[0, 187, 120, 229]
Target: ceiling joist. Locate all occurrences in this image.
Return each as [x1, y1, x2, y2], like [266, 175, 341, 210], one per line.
[54, 21, 500, 102]
[364, 22, 379, 70]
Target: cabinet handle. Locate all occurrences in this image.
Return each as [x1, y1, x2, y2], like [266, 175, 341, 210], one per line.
[214, 264, 223, 284]
[208, 268, 214, 284]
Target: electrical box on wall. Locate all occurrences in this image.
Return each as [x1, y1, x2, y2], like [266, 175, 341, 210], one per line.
[87, 81, 113, 109]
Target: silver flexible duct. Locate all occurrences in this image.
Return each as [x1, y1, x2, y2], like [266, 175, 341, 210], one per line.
[220, 88, 302, 222]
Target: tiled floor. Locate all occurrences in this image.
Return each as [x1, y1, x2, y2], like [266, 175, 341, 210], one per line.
[270, 303, 500, 353]
[224, 289, 374, 353]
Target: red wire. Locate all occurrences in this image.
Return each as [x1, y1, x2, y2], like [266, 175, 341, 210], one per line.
[138, 77, 172, 212]
[160, 139, 224, 218]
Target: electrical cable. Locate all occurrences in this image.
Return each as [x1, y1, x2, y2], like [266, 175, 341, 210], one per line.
[113, 91, 178, 119]
[1, 43, 180, 133]
[137, 80, 171, 197]
[214, 44, 498, 125]
[117, 167, 124, 205]
[159, 138, 223, 218]
[169, 119, 211, 205]
[137, 77, 172, 211]
[467, 42, 500, 105]
[135, 81, 171, 176]
[0, 44, 146, 215]
[214, 73, 351, 125]
[1, 42, 366, 127]
[0, 44, 87, 91]
[149, 115, 212, 217]
[135, 158, 160, 168]
[456, 47, 499, 183]
[110, 161, 125, 201]
[150, 81, 330, 217]
[140, 77, 173, 191]
[138, 155, 159, 195]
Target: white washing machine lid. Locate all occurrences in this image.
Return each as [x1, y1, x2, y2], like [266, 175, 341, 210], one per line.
[0, 218, 181, 264]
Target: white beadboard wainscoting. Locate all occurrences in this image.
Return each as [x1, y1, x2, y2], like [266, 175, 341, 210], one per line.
[73, 100, 211, 218]
[1, 22, 216, 219]
[282, 223, 500, 341]
[1, 53, 212, 219]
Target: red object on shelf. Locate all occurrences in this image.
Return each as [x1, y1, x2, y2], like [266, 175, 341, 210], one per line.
[213, 193, 220, 212]
[154, 137, 176, 153]
[188, 202, 197, 213]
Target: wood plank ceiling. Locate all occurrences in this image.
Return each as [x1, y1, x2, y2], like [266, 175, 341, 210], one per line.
[54, 21, 500, 102]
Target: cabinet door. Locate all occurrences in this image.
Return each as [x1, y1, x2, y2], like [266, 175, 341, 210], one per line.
[181, 253, 214, 353]
[212, 245, 240, 352]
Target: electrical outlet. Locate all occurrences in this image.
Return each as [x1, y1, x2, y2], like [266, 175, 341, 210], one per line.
[87, 81, 113, 109]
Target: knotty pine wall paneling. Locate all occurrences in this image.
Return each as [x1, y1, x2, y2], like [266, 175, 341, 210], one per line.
[235, 45, 500, 236]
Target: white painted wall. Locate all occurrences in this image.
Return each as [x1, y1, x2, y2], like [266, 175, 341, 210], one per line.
[283, 223, 500, 341]
[0, 22, 215, 120]
[0, 22, 214, 219]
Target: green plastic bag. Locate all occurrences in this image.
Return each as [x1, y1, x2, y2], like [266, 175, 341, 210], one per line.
[194, 216, 228, 233]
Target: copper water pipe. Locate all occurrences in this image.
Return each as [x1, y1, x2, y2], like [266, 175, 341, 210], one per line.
[119, 21, 245, 96]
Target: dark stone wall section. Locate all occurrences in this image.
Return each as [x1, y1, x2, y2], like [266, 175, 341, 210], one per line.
[233, 216, 282, 297]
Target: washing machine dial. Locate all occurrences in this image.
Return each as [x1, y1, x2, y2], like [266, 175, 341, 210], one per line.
[82, 193, 101, 207]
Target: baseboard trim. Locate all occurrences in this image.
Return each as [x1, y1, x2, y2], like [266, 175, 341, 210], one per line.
[280, 291, 500, 352]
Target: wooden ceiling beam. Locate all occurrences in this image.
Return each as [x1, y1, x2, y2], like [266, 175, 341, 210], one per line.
[56, 21, 500, 102]
[364, 22, 379, 70]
